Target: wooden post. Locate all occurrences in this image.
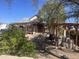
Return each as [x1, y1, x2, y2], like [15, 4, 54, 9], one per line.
[55, 26, 58, 49]
[64, 29, 66, 37]
[75, 25, 78, 50]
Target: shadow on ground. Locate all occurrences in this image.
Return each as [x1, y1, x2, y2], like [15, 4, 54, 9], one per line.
[32, 35, 69, 59]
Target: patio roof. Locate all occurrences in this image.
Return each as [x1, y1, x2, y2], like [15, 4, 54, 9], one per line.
[52, 23, 79, 26]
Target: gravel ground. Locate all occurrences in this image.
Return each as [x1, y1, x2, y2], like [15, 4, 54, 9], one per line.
[0, 55, 33, 59]
[0, 50, 78, 59]
[35, 46, 79, 59]
[35, 51, 79, 59]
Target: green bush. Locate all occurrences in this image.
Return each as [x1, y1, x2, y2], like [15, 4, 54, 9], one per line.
[0, 25, 36, 57]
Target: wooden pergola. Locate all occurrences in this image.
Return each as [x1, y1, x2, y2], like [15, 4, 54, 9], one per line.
[52, 23, 79, 47]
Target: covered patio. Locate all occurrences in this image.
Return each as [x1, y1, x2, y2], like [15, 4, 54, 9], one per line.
[51, 23, 79, 49]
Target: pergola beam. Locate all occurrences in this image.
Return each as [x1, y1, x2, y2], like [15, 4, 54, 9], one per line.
[52, 23, 79, 26]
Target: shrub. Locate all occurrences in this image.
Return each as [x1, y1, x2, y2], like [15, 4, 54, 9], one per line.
[0, 25, 36, 57]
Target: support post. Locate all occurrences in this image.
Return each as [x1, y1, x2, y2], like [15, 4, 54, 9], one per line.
[55, 26, 58, 49]
[75, 25, 78, 50]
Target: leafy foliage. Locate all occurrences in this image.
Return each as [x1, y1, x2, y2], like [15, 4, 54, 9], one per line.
[38, 0, 66, 23]
[37, 0, 66, 33]
[0, 25, 36, 57]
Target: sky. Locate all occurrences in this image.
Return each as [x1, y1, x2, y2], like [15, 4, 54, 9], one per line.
[0, 0, 79, 24]
[0, 0, 46, 24]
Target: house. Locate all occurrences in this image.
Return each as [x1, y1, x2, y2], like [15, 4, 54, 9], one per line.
[12, 16, 45, 34]
[10, 16, 46, 40]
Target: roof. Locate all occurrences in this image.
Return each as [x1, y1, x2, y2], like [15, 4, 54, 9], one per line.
[52, 23, 79, 26]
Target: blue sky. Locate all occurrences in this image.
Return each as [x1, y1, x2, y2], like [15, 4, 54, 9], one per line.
[0, 0, 78, 24]
[0, 0, 46, 23]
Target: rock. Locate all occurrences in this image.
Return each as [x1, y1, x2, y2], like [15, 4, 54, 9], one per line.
[60, 55, 69, 59]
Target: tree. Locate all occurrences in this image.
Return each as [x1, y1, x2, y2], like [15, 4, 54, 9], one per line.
[62, 0, 79, 5]
[38, 0, 66, 33]
[63, 0, 79, 22]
